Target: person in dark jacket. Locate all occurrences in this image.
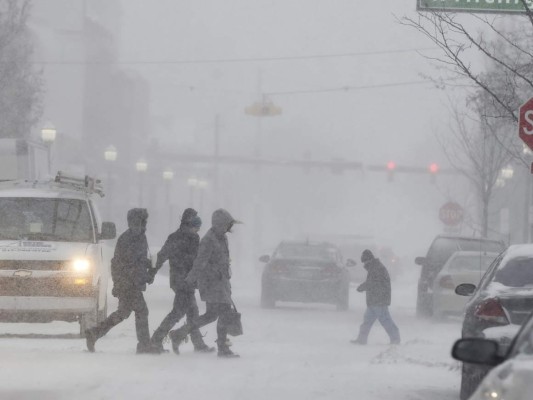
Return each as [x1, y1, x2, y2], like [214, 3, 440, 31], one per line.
[85, 208, 158, 354]
[351, 249, 400, 345]
[149, 208, 214, 353]
[169, 209, 241, 358]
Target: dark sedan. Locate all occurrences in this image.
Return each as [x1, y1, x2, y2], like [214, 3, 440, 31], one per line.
[455, 244, 533, 400]
[259, 241, 355, 311]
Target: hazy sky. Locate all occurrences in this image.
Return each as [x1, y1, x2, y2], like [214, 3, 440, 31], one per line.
[116, 0, 471, 258]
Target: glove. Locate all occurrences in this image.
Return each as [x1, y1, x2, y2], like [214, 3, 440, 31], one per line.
[146, 267, 157, 285]
[112, 286, 120, 298]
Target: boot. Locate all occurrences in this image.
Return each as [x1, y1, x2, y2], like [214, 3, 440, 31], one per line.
[350, 338, 367, 345]
[150, 339, 169, 353]
[194, 344, 215, 353]
[136, 342, 163, 354]
[85, 328, 98, 353]
[217, 339, 239, 358]
[169, 326, 189, 355]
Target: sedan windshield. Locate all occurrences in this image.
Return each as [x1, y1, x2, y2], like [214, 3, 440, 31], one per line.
[0, 197, 94, 242]
[494, 257, 533, 287]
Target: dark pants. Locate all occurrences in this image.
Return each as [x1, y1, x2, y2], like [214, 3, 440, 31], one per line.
[151, 287, 206, 348]
[178, 302, 232, 348]
[356, 305, 400, 344]
[93, 290, 150, 346]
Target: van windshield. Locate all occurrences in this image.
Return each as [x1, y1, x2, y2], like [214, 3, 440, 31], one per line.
[0, 197, 94, 242]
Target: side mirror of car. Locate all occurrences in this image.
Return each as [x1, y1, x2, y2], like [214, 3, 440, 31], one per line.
[346, 259, 357, 267]
[455, 283, 476, 296]
[259, 255, 270, 263]
[100, 222, 116, 240]
[452, 338, 502, 366]
[415, 257, 426, 266]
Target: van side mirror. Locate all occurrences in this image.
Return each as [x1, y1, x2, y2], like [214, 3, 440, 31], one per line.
[415, 257, 426, 266]
[100, 222, 116, 240]
[259, 255, 270, 263]
[346, 259, 357, 267]
[455, 283, 476, 296]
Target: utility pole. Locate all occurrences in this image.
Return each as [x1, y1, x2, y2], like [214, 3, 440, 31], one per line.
[213, 114, 220, 207]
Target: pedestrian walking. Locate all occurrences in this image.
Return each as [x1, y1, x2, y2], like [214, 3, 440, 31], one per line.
[351, 249, 401, 345]
[149, 208, 214, 353]
[169, 209, 241, 358]
[85, 208, 158, 354]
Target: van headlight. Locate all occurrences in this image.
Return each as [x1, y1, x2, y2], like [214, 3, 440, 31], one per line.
[71, 258, 91, 273]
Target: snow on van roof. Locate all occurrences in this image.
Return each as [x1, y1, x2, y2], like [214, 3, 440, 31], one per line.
[0, 180, 93, 200]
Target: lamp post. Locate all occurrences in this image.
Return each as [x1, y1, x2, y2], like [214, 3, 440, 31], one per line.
[104, 145, 117, 219]
[136, 158, 148, 206]
[41, 123, 57, 175]
[163, 168, 174, 231]
[187, 177, 198, 207]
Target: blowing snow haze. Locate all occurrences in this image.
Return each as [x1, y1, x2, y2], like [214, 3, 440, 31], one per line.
[115, 0, 456, 258]
[2, 0, 528, 399]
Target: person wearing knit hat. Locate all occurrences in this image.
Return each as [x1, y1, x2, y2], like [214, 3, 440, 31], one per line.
[149, 208, 214, 353]
[351, 249, 401, 345]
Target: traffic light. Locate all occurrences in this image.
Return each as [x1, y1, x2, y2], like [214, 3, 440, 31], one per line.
[386, 161, 396, 182]
[429, 163, 439, 183]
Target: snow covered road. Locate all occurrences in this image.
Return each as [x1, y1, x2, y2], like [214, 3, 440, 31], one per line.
[0, 271, 461, 400]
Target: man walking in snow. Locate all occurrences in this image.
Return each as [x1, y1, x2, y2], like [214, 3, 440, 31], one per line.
[85, 208, 158, 354]
[149, 208, 214, 354]
[169, 209, 241, 358]
[351, 249, 400, 345]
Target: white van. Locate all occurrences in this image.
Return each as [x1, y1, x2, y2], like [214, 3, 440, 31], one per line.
[0, 172, 116, 336]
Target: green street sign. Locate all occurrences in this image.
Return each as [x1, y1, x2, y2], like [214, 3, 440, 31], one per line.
[417, 0, 532, 13]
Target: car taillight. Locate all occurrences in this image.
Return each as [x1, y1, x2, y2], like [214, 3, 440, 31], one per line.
[438, 275, 455, 289]
[474, 298, 509, 325]
[272, 264, 285, 274]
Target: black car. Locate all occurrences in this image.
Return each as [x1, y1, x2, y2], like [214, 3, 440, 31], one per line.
[259, 241, 355, 311]
[415, 235, 506, 317]
[452, 309, 533, 400]
[455, 244, 533, 400]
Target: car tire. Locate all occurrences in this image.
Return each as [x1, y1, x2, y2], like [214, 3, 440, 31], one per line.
[261, 279, 276, 309]
[416, 291, 433, 318]
[460, 364, 483, 400]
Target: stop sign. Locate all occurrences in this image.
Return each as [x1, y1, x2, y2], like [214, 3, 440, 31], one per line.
[519, 97, 533, 151]
[439, 202, 464, 227]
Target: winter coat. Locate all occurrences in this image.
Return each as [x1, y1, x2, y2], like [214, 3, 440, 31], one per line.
[186, 209, 236, 304]
[111, 228, 152, 295]
[156, 228, 199, 291]
[357, 258, 392, 306]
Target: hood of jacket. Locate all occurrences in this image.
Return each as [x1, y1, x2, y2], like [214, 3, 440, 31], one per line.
[211, 209, 237, 235]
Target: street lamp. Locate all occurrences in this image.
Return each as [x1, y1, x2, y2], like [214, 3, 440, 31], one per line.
[187, 177, 198, 207]
[163, 168, 174, 230]
[501, 165, 514, 180]
[41, 122, 57, 175]
[104, 146, 117, 219]
[136, 158, 148, 206]
[104, 145, 118, 162]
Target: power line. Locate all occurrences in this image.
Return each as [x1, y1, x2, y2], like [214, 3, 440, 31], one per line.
[267, 80, 436, 96]
[33, 47, 438, 66]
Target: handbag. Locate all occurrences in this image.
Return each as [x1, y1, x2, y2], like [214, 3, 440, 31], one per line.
[225, 300, 243, 337]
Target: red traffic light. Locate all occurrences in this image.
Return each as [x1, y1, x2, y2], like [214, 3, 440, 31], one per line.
[387, 161, 396, 171]
[429, 163, 439, 174]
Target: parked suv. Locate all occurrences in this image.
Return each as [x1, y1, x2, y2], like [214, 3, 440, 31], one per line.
[0, 172, 116, 336]
[415, 235, 505, 317]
